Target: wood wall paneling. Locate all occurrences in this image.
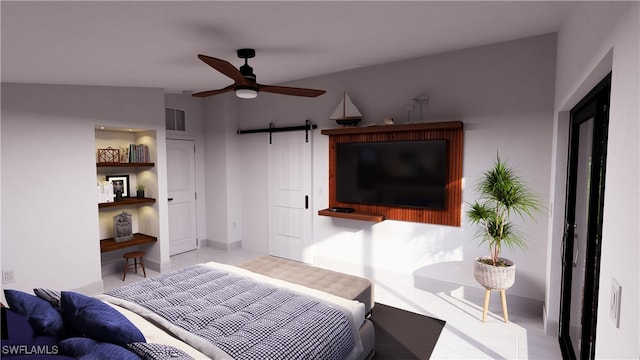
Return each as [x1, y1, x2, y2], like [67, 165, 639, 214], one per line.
[321, 122, 463, 226]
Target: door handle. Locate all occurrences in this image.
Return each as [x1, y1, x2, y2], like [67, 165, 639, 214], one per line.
[168, 198, 174, 202]
[573, 231, 579, 268]
[564, 223, 577, 236]
[305, 195, 309, 209]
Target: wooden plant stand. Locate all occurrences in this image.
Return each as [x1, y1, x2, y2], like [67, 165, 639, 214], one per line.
[482, 288, 509, 323]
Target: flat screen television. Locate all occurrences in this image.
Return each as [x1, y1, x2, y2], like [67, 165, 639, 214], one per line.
[336, 140, 448, 209]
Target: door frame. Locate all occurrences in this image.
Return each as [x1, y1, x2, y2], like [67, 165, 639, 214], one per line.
[558, 73, 610, 360]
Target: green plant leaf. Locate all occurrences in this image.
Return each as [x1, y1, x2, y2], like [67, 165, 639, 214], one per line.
[466, 154, 541, 263]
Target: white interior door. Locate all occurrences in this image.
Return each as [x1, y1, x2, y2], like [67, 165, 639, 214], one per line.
[167, 139, 197, 256]
[268, 131, 313, 263]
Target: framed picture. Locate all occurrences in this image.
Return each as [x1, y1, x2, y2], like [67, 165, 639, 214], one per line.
[106, 175, 130, 198]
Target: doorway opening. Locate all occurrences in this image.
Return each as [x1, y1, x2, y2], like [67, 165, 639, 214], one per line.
[558, 73, 610, 360]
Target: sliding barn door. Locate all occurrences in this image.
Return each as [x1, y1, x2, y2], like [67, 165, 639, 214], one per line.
[268, 131, 313, 263]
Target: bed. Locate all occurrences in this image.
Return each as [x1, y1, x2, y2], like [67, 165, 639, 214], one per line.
[1, 258, 375, 360]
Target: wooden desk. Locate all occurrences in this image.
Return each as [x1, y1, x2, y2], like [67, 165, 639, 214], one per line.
[100, 233, 157, 253]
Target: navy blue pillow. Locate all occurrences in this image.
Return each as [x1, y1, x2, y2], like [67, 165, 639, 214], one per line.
[60, 291, 145, 347]
[0, 308, 60, 355]
[60, 337, 140, 360]
[4, 289, 65, 337]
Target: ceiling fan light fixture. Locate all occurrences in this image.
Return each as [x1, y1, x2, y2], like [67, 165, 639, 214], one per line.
[235, 87, 258, 99]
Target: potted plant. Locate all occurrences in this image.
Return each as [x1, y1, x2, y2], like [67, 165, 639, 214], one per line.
[136, 184, 145, 199]
[467, 155, 541, 290]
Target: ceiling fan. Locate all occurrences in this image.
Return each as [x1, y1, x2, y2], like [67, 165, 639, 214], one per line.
[192, 49, 326, 99]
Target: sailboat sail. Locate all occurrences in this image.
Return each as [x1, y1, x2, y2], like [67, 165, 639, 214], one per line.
[330, 93, 363, 120]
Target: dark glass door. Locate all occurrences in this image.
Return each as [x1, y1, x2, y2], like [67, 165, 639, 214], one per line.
[559, 73, 610, 360]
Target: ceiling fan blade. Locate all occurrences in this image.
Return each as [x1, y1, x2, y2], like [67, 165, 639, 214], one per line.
[192, 84, 235, 97]
[258, 84, 326, 97]
[197, 54, 248, 85]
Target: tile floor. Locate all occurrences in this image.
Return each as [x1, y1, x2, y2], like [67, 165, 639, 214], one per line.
[103, 247, 562, 360]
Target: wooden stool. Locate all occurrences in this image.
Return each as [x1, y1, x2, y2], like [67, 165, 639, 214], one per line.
[482, 288, 509, 323]
[122, 251, 146, 281]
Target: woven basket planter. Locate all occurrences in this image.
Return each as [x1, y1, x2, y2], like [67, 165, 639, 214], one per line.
[474, 257, 515, 290]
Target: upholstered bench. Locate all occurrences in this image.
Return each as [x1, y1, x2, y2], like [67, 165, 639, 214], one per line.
[238, 255, 374, 314]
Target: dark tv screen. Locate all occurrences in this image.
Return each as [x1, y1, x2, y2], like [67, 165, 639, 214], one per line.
[336, 140, 448, 209]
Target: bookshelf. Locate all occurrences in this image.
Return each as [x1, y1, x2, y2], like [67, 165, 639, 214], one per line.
[97, 162, 154, 168]
[95, 129, 159, 256]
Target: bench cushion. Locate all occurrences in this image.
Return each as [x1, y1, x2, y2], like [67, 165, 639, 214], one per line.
[238, 256, 373, 314]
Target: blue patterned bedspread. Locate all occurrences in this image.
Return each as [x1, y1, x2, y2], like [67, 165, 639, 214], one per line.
[105, 265, 357, 360]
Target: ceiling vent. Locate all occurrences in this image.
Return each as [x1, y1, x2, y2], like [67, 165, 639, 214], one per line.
[165, 108, 186, 132]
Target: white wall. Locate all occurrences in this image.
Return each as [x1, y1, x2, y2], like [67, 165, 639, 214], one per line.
[547, 2, 639, 358]
[225, 34, 557, 302]
[201, 94, 247, 249]
[0, 83, 168, 294]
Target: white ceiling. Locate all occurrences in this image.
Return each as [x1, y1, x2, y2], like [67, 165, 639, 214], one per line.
[1, 1, 576, 94]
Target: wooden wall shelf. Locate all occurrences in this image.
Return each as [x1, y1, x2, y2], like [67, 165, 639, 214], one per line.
[318, 209, 385, 222]
[98, 197, 156, 209]
[97, 162, 155, 168]
[322, 121, 463, 226]
[321, 121, 462, 136]
[100, 233, 157, 253]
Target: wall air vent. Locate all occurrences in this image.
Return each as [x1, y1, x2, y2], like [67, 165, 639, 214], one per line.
[165, 108, 186, 131]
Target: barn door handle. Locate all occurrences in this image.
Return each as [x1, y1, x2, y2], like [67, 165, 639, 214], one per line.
[573, 232, 579, 268]
[305, 195, 309, 209]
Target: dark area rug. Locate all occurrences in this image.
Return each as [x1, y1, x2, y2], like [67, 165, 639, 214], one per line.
[370, 303, 446, 360]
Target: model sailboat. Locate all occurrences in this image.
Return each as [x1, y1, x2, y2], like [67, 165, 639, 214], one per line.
[330, 93, 363, 126]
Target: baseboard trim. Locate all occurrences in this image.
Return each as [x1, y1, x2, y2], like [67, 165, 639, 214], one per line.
[543, 304, 559, 336]
[143, 258, 163, 273]
[413, 274, 545, 316]
[202, 239, 241, 251]
[314, 255, 545, 317]
[100, 256, 163, 276]
[100, 258, 123, 276]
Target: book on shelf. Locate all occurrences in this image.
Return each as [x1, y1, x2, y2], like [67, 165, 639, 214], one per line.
[128, 143, 151, 163]
[96, 143, 151, 164]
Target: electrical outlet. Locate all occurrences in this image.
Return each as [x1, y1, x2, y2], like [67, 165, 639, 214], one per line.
[610, 278, 622, 328]
[2, 270, 15, 284]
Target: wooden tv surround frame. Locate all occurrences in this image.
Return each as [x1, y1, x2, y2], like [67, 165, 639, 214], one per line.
[319, 121, 463, 226]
